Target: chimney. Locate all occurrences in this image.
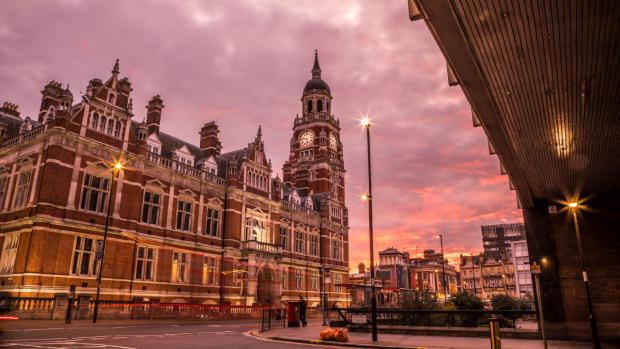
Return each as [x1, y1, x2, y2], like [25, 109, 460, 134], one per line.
[199, 121, 222, 156]
[0, 102, 20, 119]
[146, 95, 164, 134]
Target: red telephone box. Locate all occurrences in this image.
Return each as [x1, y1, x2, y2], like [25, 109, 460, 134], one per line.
[287, 301, 300, 327]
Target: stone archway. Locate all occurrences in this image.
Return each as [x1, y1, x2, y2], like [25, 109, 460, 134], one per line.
[256, 266, 276, 306]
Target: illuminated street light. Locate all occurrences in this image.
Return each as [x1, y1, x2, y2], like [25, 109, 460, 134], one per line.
[568, 201, 601, 349]
[93, 158, 124, 323]
[360, 193, 370, 202]
[435, 234, 448, 301]
[360, 114, 377, 342]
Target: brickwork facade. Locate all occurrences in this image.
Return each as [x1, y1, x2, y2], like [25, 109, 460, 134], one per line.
[0, 55, 349, 307]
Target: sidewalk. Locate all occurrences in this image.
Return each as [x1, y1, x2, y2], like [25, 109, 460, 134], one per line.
[0, 318, 258, 331]
[251, 321, 616, 349]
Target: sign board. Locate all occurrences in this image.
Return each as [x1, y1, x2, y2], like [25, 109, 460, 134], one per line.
[351, 314, 367, 324]
[531, 263, 541, 275]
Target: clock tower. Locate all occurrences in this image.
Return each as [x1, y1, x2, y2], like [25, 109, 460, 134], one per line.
[282, 51, 345, 205]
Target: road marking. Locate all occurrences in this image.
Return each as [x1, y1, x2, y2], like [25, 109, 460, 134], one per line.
[22, 328, 65, 332]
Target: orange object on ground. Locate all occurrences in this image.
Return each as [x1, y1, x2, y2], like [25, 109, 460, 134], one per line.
[333, 328, 349, 342]
[319, 328, 336, 340]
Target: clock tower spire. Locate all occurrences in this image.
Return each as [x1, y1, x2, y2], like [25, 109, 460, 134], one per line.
[282, 51, 345, 205]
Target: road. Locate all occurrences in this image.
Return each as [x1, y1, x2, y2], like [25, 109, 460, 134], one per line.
[0, 320, 316, 349]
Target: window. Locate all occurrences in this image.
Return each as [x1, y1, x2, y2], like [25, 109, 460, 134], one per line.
[205, 208, 221, 237]
[282, 267, 288, 290]
[310, 235, 319, 256]
[0, 176, 9, 210]
[244, 216, 266, 242]
[334, 273, 343, 292]
[141, 192, 160, 225]
[99, 116, 107, 132]
[0, 232, 19, 274]
[311, 269, 319, 291]
[317, 99, 323, 112]
[106, 118, 114, 135]
[90, 112, 99, 129]
[80, 174, 110, 213]
[202, 255, 219, 285]
[294, 231, 305, 254]
[176, 200, 192, 231]
[279, 226, 290, 250]
[114, 120, 121, 138]
[172, 251, 189, 283]
[295, 268, 304, 290]
[307, 100, 312, 112]
[331, 237, 343, 260]
[13, 171, 32, 208]
[135, 246, 156, 280]
[71, 236, 100, 276]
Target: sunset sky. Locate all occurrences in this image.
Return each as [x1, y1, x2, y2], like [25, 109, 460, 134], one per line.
[0, 1, 523, 268]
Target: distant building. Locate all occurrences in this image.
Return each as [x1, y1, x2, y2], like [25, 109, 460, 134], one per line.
[511, 240, 533, 297]
[481, 223, 525, 259]
[459, 254, 516, 300]
[377, 247, 410, 289]
[411, 249, 458, 299]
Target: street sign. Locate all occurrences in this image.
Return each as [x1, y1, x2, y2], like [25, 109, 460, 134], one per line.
[531, 263, 541, 274]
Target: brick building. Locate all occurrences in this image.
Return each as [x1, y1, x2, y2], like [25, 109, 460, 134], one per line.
[410, 249, 457, 299]
[0, 53, 349, 307]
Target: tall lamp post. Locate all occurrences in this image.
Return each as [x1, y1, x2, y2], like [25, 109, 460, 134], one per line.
[436, 234, 448, 301]
[93, 160, 123, 323]
[568, 202, 601, 349]
[360, 116, 378, 342]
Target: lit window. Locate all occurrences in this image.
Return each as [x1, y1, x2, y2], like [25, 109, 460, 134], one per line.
[80, 174, 110, 213]
[141, 192, 160, 225]
[176, 200, 192, 231]
[135, 246, 156, 280]
[0, 232, 20, 274]
[244, 216, 265, 242]
[172, 251, 189, 283]
[202, 255, 219, 285]
[311, 269, 319, 291]
[70, 236, 101, 276]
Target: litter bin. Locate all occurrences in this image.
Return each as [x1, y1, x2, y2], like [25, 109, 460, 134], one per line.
[287, 301, 301, 327]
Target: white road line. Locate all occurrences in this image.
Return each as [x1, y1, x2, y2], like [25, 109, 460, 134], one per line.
[0, 338, 69, 342]
[22, 328, 65, 332]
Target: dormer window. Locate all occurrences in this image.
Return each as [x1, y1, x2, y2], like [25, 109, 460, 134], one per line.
[108, 93, 115, 104]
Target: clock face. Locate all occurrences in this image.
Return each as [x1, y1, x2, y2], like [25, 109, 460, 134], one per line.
[329, 133, 338, 150]
[299, 131, 314, 148]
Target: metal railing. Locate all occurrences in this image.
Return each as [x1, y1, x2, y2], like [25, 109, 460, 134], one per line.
[261, 308, 287, 332]
[343, 308, 537, 329]
[281, 201, 321, 217]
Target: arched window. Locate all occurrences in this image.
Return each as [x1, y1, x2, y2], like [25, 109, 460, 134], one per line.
[114, 120, 121, 138]
[108, 94, 115, 104]
[107, 118, 114, 134]
[327, 102, 330, 112]
[307, 100, 312, 113]
[317, 99, 323, 112]
[99, 116, 107, 132]
[91, 113, 99, 129]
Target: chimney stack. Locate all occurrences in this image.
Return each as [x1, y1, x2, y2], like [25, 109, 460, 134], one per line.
[146, 95, 164, 134]
[0, 102, 20, 119]
[199, 121, 222, 156]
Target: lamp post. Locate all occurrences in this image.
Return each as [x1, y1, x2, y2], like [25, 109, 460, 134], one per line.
[360, 116, 378, 342]
[436, 234, 448, 301]
[471, 253, 477, 297]
[568, 202, 601, 349]
[93, 160, 123, 323]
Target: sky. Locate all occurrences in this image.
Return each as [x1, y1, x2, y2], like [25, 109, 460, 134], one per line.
[0, 0, 523, 269]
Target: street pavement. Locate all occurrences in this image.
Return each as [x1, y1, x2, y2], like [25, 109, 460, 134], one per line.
[0, 319, 317, 349]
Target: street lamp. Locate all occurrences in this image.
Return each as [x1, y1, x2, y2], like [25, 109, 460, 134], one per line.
[360, 115, 378, 342]
[568, 201, 601, 349]
[436, 234, 448, 301]
[93, 160, 123, 323]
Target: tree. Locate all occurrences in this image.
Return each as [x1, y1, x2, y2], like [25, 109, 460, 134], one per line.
[448, 291, 484, 327]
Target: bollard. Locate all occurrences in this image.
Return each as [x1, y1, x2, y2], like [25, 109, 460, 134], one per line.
[489, 316, 501, 349]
